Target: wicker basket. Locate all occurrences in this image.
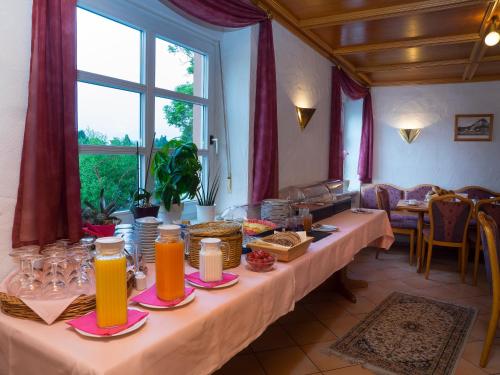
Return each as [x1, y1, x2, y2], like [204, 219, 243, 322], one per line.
[188, 221, 242, 269]
[0, 272, 135, 323]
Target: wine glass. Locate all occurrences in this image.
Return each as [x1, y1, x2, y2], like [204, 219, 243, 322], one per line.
[56, 238, 72, 249]
[7, 253, 33, 296]
[17, 255, 43, 299]
[68, 248, 92, 295]
[42, 256, 67, 299]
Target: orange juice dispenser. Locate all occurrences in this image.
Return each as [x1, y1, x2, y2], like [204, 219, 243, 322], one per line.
[94, 237, 128, 328]
[155, 225, 185, 301]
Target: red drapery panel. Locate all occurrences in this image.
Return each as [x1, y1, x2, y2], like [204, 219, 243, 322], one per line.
[13, 0, 82, 247]
[165, 0, 279, 203]
[328, 67, 374, 183]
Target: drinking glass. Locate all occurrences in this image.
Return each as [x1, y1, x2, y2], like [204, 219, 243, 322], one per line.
[42, 256, 67, 299]
[7, 253, 32, 296]
[68, 248, 92, 295]
[17, 255, 44, 299]
[285, 216, 303, 231]
[56, 238, 72, 249]
[303, 213, 313, 232]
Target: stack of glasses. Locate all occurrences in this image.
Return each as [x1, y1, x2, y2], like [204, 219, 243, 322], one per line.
[7, 238, 95, 300]
[135, 217, 163, 263]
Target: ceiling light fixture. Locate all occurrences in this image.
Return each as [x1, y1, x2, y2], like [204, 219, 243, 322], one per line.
[485, 16, 500, 47]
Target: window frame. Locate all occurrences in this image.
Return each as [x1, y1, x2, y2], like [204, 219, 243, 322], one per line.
[77, 0, 216, 199]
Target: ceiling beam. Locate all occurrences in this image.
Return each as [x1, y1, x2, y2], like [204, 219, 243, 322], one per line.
[334, 33, 480, 55]
[254, 0, 370, 85]
[299, 0, 489, 29]
[356, 55, 500, 73]
[357, 58, 470, 72]
[371, 74, 500, 86]
[463, 0, 498, 80]
[482, 54, 500, 62]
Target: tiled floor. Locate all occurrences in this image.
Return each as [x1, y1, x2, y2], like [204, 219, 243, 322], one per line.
[214, 245, 500, 375]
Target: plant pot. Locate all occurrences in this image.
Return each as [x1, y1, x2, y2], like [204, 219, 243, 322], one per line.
[83, 223, 116, 238]
[163, 203, 184, 224]
[196, 205, 216, 223]
[131, 205, 160, 219]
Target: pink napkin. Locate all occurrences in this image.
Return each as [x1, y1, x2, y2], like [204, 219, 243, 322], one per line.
[66, 309, 148, 336]
[185, 272, 239, 288]
[130, 285, 195, 307]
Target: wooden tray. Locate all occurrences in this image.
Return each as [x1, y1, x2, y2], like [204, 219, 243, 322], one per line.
[246, 236, 314, 262]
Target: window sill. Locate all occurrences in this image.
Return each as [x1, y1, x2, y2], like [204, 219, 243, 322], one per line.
[114, 200, 198, 225]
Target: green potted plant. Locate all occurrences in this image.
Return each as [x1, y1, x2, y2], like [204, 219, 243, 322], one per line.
[196, 169, 220, 222]
[151, 139, 201, 223]
[82, 188, 122, 237]
[130, 141, 160, 219]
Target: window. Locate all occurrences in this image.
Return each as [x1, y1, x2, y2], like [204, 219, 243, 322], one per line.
[342, 97, 363, 190]
[77, 6, 211, 210]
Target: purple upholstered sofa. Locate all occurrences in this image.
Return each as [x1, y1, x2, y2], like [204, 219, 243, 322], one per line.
[361, 183, 500, 230]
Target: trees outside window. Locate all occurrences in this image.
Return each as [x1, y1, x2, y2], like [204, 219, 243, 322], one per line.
[77, 7, 209, 209]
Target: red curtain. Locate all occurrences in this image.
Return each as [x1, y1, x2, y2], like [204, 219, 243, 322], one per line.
[328, 67, 374, 183]
[165, 0, 279, 203]
[13, 0, 82, 247]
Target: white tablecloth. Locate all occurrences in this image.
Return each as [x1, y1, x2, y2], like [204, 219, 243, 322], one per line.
[0, 209, 393, 375]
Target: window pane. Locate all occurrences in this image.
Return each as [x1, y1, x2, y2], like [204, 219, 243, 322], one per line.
[78, 82, 141, 146]
[80, 154, 138, 210]
[155, 97, 205, 149]
[77, 8, 141, 83]
[155, 38, 205, 97]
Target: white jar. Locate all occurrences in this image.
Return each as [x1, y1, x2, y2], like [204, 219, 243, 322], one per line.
[199, 238, 228, 282]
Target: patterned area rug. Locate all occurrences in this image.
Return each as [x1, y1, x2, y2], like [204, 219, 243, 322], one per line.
[330, 292, 477, 375]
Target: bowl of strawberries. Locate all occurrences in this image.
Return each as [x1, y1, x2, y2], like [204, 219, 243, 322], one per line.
[246, 250, 277, 272]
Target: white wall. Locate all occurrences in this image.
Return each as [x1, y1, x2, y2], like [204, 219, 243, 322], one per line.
[372, 81, 500, 191]
[0, 0, 32, 279]
[219, 21, 334, 205]
[272, 22, 332, 189]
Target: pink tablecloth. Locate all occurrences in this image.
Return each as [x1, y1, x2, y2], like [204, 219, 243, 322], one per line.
[0, 210, 393, 375]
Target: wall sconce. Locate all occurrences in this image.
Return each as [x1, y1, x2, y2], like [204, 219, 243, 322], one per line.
[399, 128, 421, 144]
[485, 16, 500, 46]
[295, 106, 316, 130]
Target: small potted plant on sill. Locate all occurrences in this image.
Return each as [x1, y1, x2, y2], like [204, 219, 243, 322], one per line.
[130, 140, 160, 219]
[151, 139, 201, 223]
[82, 188, 122, 237]
[196, 169, 220, 223]
[130, 188, 160, 219]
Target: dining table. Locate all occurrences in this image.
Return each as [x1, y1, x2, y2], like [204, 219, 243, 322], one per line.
[0, 209, 393, 375]
[395, 200, 429, 272]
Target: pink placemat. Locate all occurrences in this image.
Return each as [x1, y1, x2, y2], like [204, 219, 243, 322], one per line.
[66, 309, 148, 336]
[130, 285, 194, 307]
[185, 272, 238, 288]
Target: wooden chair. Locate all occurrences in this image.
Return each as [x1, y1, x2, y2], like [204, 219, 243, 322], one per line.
[477, 212, 500, 367]
[473, 197, 500, 285]
[423, 194, 473, 281]
[375, 186, 416, 264]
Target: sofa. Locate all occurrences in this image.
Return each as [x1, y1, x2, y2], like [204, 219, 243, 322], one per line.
[361, 183, 500, 229]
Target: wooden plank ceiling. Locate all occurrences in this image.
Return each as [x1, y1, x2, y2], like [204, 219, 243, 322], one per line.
[255, 0, 500, 86]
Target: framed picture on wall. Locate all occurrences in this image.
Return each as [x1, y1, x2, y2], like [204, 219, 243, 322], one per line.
[454, 114, 493, 141]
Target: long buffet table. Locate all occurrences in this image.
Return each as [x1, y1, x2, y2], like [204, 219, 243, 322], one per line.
[0, 209, 394, 375]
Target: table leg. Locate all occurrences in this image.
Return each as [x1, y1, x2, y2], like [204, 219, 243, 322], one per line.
[416, 212, 424, 273]
[330, 267, 368, 303]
